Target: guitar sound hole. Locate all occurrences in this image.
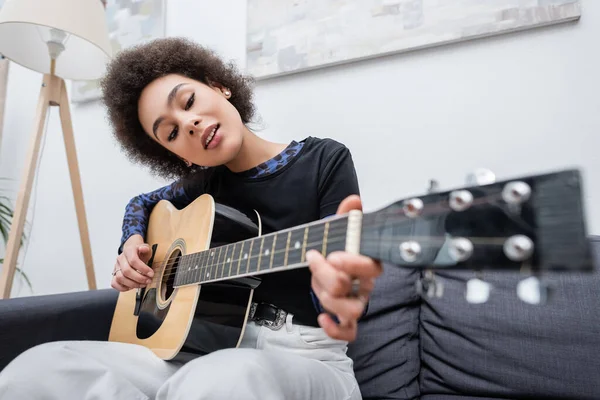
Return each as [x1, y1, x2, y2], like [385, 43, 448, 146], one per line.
[160, 248, 181, 302]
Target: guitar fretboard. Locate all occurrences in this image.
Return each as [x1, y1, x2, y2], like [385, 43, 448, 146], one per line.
[173, 215, 349, 286]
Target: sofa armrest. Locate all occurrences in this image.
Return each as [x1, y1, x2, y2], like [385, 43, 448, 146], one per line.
[0, 289, 118, 371]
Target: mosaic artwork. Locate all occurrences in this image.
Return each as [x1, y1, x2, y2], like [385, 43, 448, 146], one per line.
[72, 0, 165, 103]
[246, 0, 581, 79]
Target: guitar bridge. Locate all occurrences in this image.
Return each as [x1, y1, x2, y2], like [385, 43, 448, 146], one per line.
[133, 243, 158, 316]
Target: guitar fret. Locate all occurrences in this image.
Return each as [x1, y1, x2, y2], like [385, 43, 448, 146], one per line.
[322, 222, 329, 255]
[245, 239, 254, 274]
[259, 235, 275, 272]
[181, 254, 189, 285]
[257, 236, 265, 272]
[216, 246, 224, 279]
[183, 253, 190, 285]
[229, 243, 236, 278]
[306, 223, 325, 256]
[326, 218, 348, 254]
[284, 231, 291, 266]
[177, 255, 185, 286]
[287, 227, 305, 265]
[189, 253, 197, 285]
[301, 226, 309, 262]
[246, 238, 260, 274]
[236, 242, 245, 276]
[173, 253, 181, 286]
[222, 244, 231, 279]
[272, 232, 287, 269]
[176, 255, 183, 285]
[208, 249, 217, 281]
[188, 252, 195, 284]
[200, 251, 209, 283]
[270, 234, 277, 268]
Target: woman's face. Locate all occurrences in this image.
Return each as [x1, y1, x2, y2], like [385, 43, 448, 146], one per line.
[137, 74, 245, 167]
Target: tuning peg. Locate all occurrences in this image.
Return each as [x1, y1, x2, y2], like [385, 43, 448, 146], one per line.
[399, 240, 422, 262]
[517, 275, 550, 305]
[427, 179, 440, 193]
[416, 270, 444, 299]
[447, 237, 474, 262]
[466, 168, 496, 186]
[465, 275, 492, 304]
[402, 198, 424, 218]
[502, 181, 531, 205]
[504, 235, 534, 262]
[449, 190, 474, 212]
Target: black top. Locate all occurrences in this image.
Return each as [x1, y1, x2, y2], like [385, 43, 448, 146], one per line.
[180, 136, 360, 326]
[118, 136, 360, 326]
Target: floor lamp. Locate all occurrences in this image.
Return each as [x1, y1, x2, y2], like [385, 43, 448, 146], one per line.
[0, 0, 112, 298]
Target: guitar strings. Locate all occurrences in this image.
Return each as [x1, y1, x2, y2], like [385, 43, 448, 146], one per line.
[144, 218, 521, 283]
[139, 190, 514, 272]
[143, 235, 514, 286]
[118, 191, 532, 285]
[142, 216, 526, 283]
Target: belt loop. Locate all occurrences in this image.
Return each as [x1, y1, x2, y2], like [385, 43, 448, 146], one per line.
[285, 313, 293, 333]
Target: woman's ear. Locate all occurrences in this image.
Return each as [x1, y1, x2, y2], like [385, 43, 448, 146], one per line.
[176, 155, 192, 167]
[208, 80, 232, 99]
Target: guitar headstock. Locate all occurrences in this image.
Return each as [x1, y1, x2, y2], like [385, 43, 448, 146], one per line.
[360, 168, 593, 304]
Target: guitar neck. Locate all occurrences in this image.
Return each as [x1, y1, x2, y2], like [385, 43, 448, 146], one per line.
[174, 215, 350, 287]
[172, 168, 593, 286]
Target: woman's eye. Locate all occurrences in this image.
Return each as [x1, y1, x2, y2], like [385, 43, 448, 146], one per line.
[185, 93, 195, 110]
[168, 126, 178, 142]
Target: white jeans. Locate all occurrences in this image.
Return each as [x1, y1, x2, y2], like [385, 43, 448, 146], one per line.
[0, 313, 361, 400]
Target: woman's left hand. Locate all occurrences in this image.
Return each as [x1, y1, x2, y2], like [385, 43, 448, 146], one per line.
[307, 195, 383, 342]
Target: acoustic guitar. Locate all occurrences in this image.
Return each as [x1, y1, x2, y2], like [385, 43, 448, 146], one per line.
[108, 168, 593, 361]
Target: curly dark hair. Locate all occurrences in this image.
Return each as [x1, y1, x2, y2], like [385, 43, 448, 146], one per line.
[100, 37, 256, 180]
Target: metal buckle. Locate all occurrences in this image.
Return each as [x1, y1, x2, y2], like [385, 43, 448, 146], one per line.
[249, 303, 287, 331]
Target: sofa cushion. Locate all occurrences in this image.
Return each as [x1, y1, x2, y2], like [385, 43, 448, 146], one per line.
[419, 237, 600, 399]
[348, 263, 421, 400]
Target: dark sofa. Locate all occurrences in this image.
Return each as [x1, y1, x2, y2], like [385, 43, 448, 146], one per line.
[1, 237, 599, 399]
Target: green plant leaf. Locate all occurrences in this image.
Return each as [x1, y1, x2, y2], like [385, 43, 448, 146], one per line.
[0, 259, 33, 293]
[0, 178, 31, 292]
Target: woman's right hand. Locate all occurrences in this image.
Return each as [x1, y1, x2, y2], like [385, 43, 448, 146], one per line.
[111, 234, 155, 292]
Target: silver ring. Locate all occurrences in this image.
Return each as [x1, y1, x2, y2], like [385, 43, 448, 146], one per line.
[112, 268, 121, 277]
[349, 278, 361, 298]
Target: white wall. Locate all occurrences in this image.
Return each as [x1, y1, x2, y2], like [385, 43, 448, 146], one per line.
[1, 0, 598, 297]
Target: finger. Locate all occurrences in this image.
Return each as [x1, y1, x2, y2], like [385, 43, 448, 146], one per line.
[311, 276, 325, 298]
[307, 250, 351, 297]
[111, 279, 130, 292]
[318, 313, 357, 342]
[336, 194, 362, 215]
[312, 275, 369, 313]
[327, 251, 383, 280]
[348, 277, 375, 299]
[118, 254, 152, 285]
[126, 246, 154, 278]
[318, 290, 366, 322]
[138, 244, 152, 263]
[116, 272, 146, 289]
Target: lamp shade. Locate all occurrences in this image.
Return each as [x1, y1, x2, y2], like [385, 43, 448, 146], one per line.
[0, 0, 112, 80]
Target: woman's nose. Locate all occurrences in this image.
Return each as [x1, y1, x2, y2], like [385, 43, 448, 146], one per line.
[188, 119, 200, 135]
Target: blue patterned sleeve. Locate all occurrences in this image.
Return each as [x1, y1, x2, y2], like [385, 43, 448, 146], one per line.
[118, 181, 193, 254]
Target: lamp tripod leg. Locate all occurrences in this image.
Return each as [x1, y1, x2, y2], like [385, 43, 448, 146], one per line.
[58, 80, 96, 291]
[0, 75, 51, 299]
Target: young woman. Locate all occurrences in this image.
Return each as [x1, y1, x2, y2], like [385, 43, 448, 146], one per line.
[0, 37, 381, 400]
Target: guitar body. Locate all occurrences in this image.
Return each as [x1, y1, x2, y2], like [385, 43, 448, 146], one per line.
[109, 194, 261, 361]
